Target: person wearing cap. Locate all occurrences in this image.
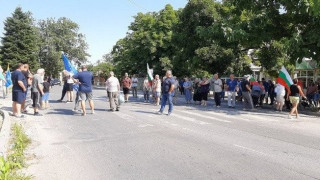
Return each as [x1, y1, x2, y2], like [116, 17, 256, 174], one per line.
[241, 75, 254, 110]
[31, 68, 45, 116]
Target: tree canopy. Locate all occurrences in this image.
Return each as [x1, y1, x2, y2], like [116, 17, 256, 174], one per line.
[110, 0, 320, 78]
[0, 7, 90, 76]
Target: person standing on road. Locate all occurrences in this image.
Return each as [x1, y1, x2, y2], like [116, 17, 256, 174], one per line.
[287, 79, 307, 119]
[275, 83, 285, 111]
[73, 65, 95, 116]
[179, 78, 185, 95]
[122, 73, 131, 102]
[172, 76, 179, 105]
[200, 77, 211, 106]
[131, 74, 138, 98]
[183, 77, 192, 104]
[22, 64, 33, 113]
[41, 77, 51, 109]
[106, 71, 120, 112]
[268, 80, 275, 105]
[226, 74, 238, 108]
[66, 74, 74, 103]
[241, 75, 254, 110]
[143, 76, 151, 103]
[212, 74, 222, 107]
[73, 69, 82, 112]
[152, 75, 161, 106]
[11, 63, 27, 118]
[157, 70, 175, 116]
[193, 78, 202, 105]
[58, 72, 68, 102]
[31, 69, 45, 116]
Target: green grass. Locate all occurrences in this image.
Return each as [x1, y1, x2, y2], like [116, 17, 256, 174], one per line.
[0, 123, 32, 180]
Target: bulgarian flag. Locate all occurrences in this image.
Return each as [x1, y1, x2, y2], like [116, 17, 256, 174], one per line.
[277, 66, 293, 91]
[147, 63, 153, 86]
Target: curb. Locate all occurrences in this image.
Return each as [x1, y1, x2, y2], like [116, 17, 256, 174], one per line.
[0, 109, 11, 158]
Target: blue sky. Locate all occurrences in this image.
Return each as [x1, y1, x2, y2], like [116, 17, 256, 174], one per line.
[0, 0, 187, 63]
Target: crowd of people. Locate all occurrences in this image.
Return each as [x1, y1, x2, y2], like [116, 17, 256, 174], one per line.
[117, 71, 319, 119]
[8, 62, 320, 119]
[10, 63, 94, 118]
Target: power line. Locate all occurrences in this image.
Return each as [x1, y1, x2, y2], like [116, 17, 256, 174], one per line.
[126, 0, 149, 12]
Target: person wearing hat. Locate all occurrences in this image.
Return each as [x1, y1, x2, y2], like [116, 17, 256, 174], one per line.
[240, 75, 254, 110]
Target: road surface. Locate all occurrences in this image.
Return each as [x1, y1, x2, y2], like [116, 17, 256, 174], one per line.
[20, 86, 320, 180]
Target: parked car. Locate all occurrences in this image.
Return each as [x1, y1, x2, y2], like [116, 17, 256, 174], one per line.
[51, 78, 61, 86]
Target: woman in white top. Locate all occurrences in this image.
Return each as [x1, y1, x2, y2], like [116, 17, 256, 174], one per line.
[143, 76, 151, 102]
[275, 83, 286, 111]
[66, 75, 74, 103]
[131, 74, 139, 98]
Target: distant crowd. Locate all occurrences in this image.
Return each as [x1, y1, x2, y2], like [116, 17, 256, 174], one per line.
[4, 63, 320, 119]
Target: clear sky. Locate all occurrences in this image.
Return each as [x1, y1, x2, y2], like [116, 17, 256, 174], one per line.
[0, 0, 187, 64]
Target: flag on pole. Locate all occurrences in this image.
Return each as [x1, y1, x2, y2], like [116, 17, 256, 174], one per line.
[5, 65, 12, 88]
[147, 63, 153, 86]
[277, 66, 293, 91]
[62, 54, 78, 75]
[62, 54, 79, 91]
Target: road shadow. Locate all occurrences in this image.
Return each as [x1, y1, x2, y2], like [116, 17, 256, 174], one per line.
[132, 110, 157, 115]
[46, 109, 74, 116]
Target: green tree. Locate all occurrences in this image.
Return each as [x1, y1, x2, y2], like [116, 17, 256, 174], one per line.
[37, 18, 90, 77]
[112, 4, 179, 76]
[224, 0, 320, 75]
[0, 7, 39, 71]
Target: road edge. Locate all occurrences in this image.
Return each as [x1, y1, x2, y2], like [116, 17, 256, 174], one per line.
[0, 109, 11, 158]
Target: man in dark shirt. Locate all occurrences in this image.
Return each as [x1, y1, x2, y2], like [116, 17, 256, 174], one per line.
[73, 65, 94, 116]
[157, 70, 175, 116]
[241, 75, 254, 110]
[11, 63, 27, 118]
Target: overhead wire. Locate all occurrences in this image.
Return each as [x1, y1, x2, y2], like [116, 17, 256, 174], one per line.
[126, 0, 149, 12]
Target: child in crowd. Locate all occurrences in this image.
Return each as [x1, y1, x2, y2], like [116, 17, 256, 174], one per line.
[42, 77, 51, 109]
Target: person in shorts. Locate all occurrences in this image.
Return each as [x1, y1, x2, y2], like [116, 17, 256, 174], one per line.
[152, 74, 161, 106]
[31, 69, 45, 116]
[41, 77, 51, 109]
[121, 73, 131, 102]
[73, 65, 94, 116]
[287, 79, 307, 119]
[11, 63, 27, 118]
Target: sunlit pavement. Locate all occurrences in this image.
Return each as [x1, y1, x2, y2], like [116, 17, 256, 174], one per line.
[18, 86, 320, 180]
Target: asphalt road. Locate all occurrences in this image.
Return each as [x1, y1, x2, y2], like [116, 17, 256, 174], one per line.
[22, 86, 320, 180]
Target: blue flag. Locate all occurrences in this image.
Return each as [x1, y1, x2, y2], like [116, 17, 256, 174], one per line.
[62, 54, 78, 75]
[5, 69, 12, 88]
[62, 54, 79, 91]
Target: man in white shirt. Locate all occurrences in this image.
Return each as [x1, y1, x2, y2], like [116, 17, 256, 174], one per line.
[212, 73, 223, 107]
[106, 71, 120, 112]
[131, 74, 139, 98]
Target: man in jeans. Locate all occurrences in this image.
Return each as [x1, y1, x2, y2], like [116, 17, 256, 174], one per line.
[106, 71, 120, 112]
[226, 74, 238, 108]
[131, 74, 138, 98]
[241, 75, 254, 110]
[157, 70, 175, 116]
